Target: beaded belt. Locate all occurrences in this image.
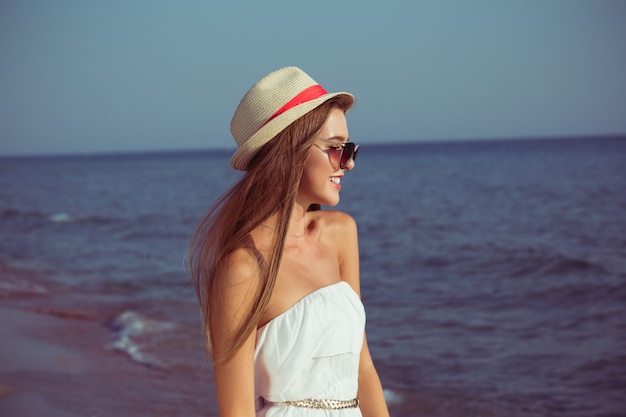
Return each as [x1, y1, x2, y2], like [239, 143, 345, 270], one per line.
[274, 398, 359, 410]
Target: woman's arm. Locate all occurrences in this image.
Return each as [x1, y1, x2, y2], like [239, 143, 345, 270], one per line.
[333, 212, 390, 417]
[357, 334, 390, 417]
[210, 248, 260, 417]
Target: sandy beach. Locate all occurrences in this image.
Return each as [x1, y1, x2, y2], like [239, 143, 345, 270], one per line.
[0, 302, 217, 417]
[0, 306, 92, 416]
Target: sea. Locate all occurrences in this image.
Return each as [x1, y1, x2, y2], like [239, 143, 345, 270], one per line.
[1, 136, 625, 417]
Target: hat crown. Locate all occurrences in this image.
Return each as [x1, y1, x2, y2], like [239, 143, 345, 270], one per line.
[228, 66, 353, 171]
[230, 67, 318, 147]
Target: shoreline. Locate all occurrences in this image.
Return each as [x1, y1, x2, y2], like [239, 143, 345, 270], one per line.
[0, 306, 90, 417]
[0, 304, 217, 417]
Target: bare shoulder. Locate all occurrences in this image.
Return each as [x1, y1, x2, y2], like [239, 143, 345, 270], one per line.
[315, 209, 358, 239]
[213, 247, 263, 321]
[219, 246, 262, 285]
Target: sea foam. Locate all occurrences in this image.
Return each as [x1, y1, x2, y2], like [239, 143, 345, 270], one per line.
[108, 310, 176, 368]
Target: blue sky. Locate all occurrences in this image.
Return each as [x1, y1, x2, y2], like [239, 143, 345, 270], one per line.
[1, 0, 625, 156]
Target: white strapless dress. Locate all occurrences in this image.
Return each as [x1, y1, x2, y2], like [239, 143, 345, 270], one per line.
[254, 281, 366, 416]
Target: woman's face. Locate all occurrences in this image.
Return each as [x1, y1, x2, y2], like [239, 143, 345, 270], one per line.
[298, 108, 354, 207]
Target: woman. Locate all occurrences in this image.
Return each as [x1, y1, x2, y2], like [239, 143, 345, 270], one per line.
[190, 66, 389, 417]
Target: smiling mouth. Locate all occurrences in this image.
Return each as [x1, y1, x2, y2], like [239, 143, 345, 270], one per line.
[329, 176, 341, 185]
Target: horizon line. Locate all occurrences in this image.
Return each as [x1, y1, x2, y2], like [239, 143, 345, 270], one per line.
[1, 133, 624, 160]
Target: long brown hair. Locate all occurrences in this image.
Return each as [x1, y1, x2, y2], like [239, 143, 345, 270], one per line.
[190, 95, 353, 362]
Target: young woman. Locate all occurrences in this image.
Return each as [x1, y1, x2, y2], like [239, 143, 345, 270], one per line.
[190, 66, 390, 417]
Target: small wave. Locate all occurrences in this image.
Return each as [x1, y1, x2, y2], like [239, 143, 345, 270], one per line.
[542, 256, 599, 275]
[107, 311, 176, 368]
[0, 262, 49, 297]
[0, 280, 47, 298]
[34, 307, 95, 320]
[577, 354, 626, 374]
[0, 208, 20, 218]
[49, 212, 120, 225]
[3, 208, 121, 229]
[1, 208, 44, 219]
[49, 212, 74, 223]
[2, 208, 79, 225]
[489, 246, 608, 280]
[383, 389, 403, 405]
[80, 215, 116, 225]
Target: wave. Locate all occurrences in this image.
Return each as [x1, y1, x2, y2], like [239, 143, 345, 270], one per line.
[50, 212, 117, 225]
[540, 255, 604, 276]
[1, 208, 118, 226]
[383, 389, 403, 405]
[1, 208, 43, 219]
[0, 279, 47, 298]
[49, 212, 73, 223]
[470, 245, 611, 280]
[107, 310, 177, 368]
[0, 261, 49, 298]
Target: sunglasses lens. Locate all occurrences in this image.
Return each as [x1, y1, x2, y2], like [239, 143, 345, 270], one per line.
[340, 143, 357, 168]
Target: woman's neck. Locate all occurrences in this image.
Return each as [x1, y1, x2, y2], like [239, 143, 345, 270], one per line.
[286, 201, 310, 238]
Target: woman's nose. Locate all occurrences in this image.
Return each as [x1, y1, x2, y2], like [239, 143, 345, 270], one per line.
[345, 157, 356, 171]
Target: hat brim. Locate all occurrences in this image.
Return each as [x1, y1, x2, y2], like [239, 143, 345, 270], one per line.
[230, 92, 354, 170]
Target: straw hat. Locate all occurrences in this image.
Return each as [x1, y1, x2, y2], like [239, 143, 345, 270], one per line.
[229, 66, 354, 171]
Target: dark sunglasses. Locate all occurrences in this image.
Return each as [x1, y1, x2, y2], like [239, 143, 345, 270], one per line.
[315, 138, 360, 170]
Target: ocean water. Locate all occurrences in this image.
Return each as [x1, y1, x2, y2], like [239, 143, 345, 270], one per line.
[1, 136, 625, 417]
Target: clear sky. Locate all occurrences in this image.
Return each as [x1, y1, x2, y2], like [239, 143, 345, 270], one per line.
[1, 0, 625, 156]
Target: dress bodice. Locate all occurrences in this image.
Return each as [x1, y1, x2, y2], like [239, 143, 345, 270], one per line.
[254, 281, 365, 416]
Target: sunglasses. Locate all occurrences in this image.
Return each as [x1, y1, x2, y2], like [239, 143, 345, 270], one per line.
[315, 138, 360, 170]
